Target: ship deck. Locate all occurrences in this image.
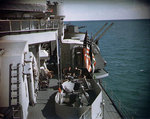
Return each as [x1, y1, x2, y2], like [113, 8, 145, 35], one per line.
[101, 85, 122, 119]
[27, 78, 60, 119]
[27, 78, 122, 119]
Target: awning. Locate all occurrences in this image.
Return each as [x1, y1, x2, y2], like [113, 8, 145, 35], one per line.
[94, 69, 109, 79]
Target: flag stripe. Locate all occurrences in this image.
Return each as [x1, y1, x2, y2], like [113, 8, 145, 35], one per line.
[83, 47, 92, 72]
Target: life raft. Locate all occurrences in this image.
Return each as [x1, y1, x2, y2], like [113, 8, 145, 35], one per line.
[24, 52, 39, 106]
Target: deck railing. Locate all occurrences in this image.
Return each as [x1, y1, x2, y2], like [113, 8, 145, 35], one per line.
[79, 107, 91, 119]
[0, 19, 59, 34]
[102, 82, 134, 119]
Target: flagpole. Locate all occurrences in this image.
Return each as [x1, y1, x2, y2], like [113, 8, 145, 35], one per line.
[56, 37, 61, 86]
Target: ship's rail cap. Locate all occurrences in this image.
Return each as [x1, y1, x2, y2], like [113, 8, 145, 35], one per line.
[0, 19, 59, 35]
[62, 39, 83, 44]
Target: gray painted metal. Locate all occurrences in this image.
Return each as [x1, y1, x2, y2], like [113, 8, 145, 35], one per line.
[27, 78, 60, 119]
[55, 103, 89, 119]
[27, 79, 122, 119]
[55, 78, 102, 119]
[0, 3, 46, 12]
[101, 86, 122, 119]
[94, 69, 109, 79]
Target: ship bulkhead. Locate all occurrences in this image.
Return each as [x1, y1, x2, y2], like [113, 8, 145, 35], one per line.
[0, 0, 64, 119]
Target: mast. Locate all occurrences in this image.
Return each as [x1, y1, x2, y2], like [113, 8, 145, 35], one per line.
[54, 1, 65, 84]
[56, 37, 61, 83]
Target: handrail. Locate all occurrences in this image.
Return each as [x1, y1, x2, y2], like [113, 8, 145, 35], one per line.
[79, 107, 91, 119]
[102, 81, 134, 119]
[0, 19, 60, 34]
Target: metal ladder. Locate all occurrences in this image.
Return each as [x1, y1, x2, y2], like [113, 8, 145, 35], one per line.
[9, 63, 22, 119]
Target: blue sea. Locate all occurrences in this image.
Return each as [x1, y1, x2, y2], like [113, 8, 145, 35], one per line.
[65, 19, 150, 119]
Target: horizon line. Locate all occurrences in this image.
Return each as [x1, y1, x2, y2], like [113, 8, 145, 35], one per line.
[64, 18, 150, 22]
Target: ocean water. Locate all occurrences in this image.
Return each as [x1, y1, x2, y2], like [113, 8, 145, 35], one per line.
[66, 19, 150, 119]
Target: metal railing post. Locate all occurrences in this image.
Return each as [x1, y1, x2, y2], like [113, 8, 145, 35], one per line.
[110, 90, 113, 100]
[45, 20, 47, 29]
[103, 99, 105, 119]
[118, 99, 121, 111]
[39, 20, 41, 29]
[20, 20, 22, 31]
[0, 19, 60, 33]
[53, 20, 54, 29]
[9, 21, 12, 31]
[29, 20, 31, 30]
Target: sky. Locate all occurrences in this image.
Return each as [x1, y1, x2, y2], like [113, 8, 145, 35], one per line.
[63, 0, 150, 21]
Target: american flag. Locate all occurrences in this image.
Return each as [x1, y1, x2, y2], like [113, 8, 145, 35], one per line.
[83, 31, 96, 72]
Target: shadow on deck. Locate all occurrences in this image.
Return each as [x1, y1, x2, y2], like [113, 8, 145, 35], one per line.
[27, 79, 61, 119]
[42, 92, 60, 119]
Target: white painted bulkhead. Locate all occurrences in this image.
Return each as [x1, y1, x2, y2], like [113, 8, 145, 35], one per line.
[0, 30, 58, 119]
[91, 92, 103, 119]
[0, 40, 29, 119]
[0, 31, 58, 45]
[24, 52, 39, 105]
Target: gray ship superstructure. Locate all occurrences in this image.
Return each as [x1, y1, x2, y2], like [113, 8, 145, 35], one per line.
[0, 0, 123, 119]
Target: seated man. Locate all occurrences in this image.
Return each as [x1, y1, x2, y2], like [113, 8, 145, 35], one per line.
[39, 65, 54, 89]
[73, 67, 82, 78]
[67, 66, 73, 76]
[63, 66, 73, 79]
[45, 69, 54, 79]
